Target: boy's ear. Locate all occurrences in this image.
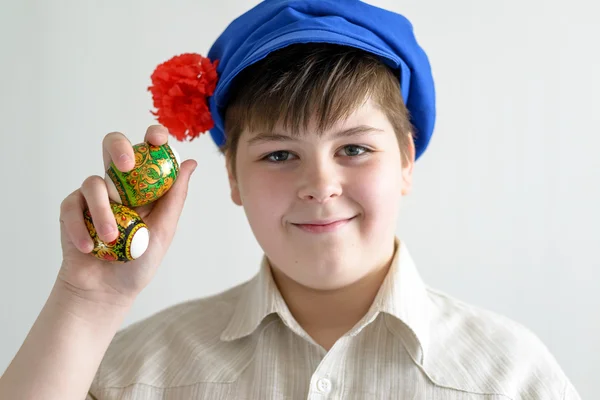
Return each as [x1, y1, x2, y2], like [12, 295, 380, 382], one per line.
[401, 135, 416, 196]
[225, 154, 243, 206]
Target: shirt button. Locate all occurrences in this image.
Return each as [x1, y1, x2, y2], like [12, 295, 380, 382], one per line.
[316, 377, 332, 393]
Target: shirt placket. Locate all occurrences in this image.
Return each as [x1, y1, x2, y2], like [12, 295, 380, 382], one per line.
[306, 337, 350, 400]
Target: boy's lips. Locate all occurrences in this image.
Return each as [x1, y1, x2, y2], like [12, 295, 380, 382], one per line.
[291, 216, 356, 233]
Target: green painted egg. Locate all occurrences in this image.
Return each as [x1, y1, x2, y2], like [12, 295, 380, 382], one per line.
[104, 142, 180, 207]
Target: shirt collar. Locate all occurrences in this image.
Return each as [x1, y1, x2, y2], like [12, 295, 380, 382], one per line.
[220, 237, 431, 362]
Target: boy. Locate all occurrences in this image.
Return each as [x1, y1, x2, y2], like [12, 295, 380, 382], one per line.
[0, 1, 580, 399]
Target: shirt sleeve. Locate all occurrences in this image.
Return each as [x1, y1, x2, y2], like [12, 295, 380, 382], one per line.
[86, 391, 100, 400]
[86, 372, 101, 399]
[563, 379, 582, 400]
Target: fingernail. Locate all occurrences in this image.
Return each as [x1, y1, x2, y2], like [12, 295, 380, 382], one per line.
[119, 154, 132, 164]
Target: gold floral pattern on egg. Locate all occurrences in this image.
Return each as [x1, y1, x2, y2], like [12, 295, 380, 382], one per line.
[106, 142, 180, 207]
[84, 203, 148, 262]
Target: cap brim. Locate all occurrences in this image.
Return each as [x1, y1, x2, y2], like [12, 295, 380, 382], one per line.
[209, 28, 412, 147]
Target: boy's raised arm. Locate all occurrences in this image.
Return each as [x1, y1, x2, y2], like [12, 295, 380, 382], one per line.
[0, 280, 131, 399]
[0, 126, 197, 399]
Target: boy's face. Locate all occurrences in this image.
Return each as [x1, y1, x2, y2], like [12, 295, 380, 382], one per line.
[227, 98, 414, 290]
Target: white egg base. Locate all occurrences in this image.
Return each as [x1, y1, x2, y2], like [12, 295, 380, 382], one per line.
[130, 226, 150, 259]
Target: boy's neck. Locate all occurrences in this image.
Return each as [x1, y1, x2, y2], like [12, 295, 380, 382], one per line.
[269, 244, 395, 351]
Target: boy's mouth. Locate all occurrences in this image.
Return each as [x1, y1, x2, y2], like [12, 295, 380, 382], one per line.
[291, 216, 356, 233]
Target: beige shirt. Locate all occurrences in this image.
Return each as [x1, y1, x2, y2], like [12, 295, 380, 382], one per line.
[88, 239, 580, 399]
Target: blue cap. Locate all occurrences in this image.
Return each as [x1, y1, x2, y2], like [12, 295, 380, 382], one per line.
[207, 0, 435, 160]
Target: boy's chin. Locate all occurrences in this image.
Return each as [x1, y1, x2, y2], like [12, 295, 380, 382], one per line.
[285, 234, 360, 256]
[293, 252, 362, 279]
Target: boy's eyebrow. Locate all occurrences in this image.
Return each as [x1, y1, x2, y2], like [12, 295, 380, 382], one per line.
[247, 125, 384, 146]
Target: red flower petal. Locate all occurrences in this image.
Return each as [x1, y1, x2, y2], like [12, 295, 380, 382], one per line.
[148, 53, 220, 141]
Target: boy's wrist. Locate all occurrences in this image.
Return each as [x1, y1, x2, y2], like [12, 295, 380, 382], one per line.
[51, 279, 134, 325]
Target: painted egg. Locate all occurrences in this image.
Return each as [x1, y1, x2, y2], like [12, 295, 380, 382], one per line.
[104, 142, 181, 208]
[83, 203, 149, 262]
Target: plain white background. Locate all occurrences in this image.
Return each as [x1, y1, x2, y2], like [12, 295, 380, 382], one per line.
[1, 0, 597, 397]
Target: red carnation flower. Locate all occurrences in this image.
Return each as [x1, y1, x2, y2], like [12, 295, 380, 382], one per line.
[148, 53, 219, 141]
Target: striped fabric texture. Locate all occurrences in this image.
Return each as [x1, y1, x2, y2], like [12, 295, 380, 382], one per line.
[88, 238, 580, 400]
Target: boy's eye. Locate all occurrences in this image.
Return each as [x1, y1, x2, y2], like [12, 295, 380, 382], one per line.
[340, 145, 369, 157]
[263, 145, 370, 163]
[265, 150, 294, 162]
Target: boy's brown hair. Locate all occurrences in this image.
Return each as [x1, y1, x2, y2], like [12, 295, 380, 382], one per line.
[221, 43, 415, 175]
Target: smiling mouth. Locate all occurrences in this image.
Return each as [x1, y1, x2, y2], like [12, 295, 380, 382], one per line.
[292, 216, 356, 233]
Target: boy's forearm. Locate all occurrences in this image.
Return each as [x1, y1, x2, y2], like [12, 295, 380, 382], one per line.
[0, 279, 132, 400]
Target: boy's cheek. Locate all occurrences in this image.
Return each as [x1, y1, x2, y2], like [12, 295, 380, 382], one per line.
[242, 179, 291, 219]
[350, 163, 402, 198]
[243, 173, 291, 199]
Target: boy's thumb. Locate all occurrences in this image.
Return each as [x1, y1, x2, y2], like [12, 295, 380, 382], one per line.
[184, 160, 198, 180]
[145, 159, 197, 234]
[172, 159, 197, 199]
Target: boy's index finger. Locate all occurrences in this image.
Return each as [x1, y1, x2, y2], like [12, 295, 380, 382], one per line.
[144, 125, 169, 147]
[102, 132, 135, 172]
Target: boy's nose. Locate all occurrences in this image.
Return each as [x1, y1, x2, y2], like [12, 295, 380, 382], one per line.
[297, 165, 342, 203]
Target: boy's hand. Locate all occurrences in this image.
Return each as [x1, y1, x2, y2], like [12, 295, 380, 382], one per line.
[57, 125, 197, 307]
